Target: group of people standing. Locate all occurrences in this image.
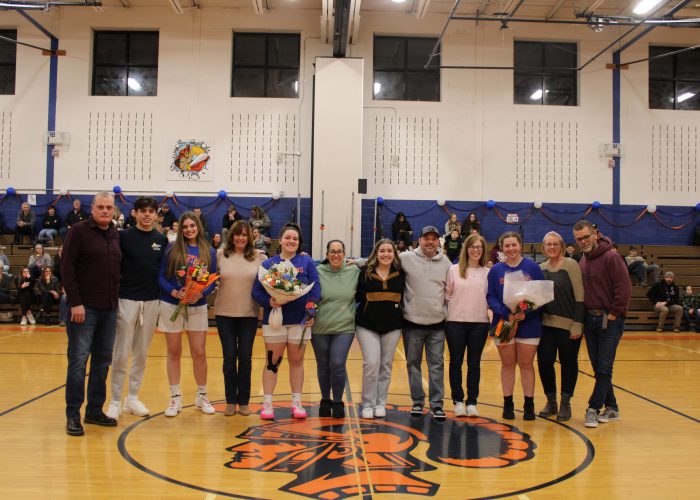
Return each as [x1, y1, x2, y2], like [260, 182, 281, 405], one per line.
[62, 191, 631, 436]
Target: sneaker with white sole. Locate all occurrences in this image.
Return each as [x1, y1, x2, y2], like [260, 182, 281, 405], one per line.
[410, 404, 424, 416]
[584, 408, 599, 428]
[374, 405, 386, 418]
[431, 407, 447, 421]
[466, 404, 478, 417]
[360, 407, 374, 419]
[195, 394, 215, 415]
[27, 312, 36, 325]
[597, 407, 620, 423]
[454, 402, 467, 417]
[291, 404, 307, 419]
[164, 397, 182, 417]
[260, 400, 274, 420]
[123, 398, 150, 417]
[20, 316, 27, 326]
[105, 400, 122, 420]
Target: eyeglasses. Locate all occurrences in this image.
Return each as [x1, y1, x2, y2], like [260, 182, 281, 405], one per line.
[468, 245, 484, 251]
[327, 250, 345, 255]
[575, 233, 594, 243]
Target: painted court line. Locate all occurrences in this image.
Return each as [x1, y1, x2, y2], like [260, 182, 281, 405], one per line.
[638, 338, 700, 354]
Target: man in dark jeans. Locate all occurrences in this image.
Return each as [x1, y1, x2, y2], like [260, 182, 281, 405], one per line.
[62, 192, 122, 436]
[573, 220, 631, 429]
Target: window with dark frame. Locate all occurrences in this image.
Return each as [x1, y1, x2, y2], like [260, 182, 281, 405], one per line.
[373, 36, 440, 102]
[0, 30, 17, 95]
[232, 33, 300, 98]
[514, 41, 577, 106]
[649, 46, 700, 111]
[92, 31, 159, 97]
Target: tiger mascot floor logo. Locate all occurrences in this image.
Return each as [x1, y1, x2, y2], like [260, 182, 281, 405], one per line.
[223, 403, 535, 499]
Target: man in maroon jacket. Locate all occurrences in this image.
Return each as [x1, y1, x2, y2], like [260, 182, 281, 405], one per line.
[573, 220, 631, 429]
[62, 192, 122, 436]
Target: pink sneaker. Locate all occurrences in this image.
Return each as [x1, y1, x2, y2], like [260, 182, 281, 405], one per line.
[291, 404, 307, 419]
[260, 401, 274, 420]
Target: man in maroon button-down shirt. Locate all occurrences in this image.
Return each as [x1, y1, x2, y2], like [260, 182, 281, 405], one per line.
[62, 192, 122, 436]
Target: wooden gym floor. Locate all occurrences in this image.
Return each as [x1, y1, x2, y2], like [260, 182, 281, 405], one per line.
[0, 325, 699, 499]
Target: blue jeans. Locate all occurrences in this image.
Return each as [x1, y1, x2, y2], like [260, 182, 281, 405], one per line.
[37, 228, 58, 243]
[59, 294, 68, 323]
[215, 316, 258, 405]
[445, 321, 488, 405]
[403, 324, 445, 408]
[311, 332, 354, 402]
[65, 307, 117, 420]
[584, 314, 624, 411]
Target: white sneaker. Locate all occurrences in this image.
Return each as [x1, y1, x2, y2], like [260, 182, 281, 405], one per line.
[454, 402, 467, 417]
[27, 312, 36, 325]
[123, 398, 150, 417]
[374, 405, 386, 418]
[466, 404, 478, 417]
[360, 407, 374, 419]
[105, 400, 122, 420]
[164, 397, 182, 417]
[195, 394, 215, 415]
[20, 316, 27, 326]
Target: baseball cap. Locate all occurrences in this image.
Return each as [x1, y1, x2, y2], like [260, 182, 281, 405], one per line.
[420, 226, 440, 237]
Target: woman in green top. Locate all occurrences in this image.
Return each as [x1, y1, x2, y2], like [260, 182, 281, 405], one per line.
[312, 240, 360, 419]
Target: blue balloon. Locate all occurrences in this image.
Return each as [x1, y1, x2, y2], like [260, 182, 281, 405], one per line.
[376, 197, 384, 206]
[696, 203, 700, 211]
[592, 201, 601, 209]
[6, 187, 15, 196]
[486, 199, 496, 209]
[218, 190, 227, 200]
[113, 185, 122, 194]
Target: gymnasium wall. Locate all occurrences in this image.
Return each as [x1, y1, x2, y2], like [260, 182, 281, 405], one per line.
[0, 7, 697, 256]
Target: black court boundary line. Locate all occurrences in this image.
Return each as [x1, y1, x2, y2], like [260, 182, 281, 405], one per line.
[577, 369, 700, 424]
[0, 383, 66, 417]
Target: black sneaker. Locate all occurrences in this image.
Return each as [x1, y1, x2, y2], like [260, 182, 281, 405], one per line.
[430, 407, 446, 421]
[410, 404, 424, 416]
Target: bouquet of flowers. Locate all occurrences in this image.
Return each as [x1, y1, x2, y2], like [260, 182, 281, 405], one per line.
[298, 301, 319, 346]
[490, 270, 554, 344]
[170, 263, 220, 322]
[258, 260, 315, 328]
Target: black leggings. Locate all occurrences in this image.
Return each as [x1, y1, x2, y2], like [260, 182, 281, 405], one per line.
[537, 325, 583, 396]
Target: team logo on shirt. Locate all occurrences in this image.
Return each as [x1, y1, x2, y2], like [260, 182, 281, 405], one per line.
[224, 403, 535, 498]
[151, 242, 162, 251]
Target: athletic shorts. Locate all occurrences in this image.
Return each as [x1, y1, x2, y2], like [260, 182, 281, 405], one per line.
[262, 324, 311, 344]
[158, 302, 209, 333]
[496, 336, 541, 346]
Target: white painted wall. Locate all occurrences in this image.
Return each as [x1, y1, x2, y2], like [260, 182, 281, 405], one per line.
[0, 7, 696, 206]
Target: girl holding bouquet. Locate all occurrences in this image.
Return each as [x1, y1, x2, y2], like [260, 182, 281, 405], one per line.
[214, 221, 266, 417]
[252, 223, 320, 420]
[158, 212, 218, 417]
[355, 239, 405, 419]
[445, 233, 490, 418]
[486, 231, 545, 421]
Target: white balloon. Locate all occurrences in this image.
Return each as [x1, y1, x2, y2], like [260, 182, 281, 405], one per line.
[60, 189, 68, 196]
[165, 191, 174, 198]
[534, 200, 543, 209]
[437, 199, 445, 206]
[647, 204, 657, 214]
[272, 190, 281, 200]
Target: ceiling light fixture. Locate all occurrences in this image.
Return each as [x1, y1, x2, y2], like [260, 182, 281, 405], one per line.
[632, 0, 664, 15]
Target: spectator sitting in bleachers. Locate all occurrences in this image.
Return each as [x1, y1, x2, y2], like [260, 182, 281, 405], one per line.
[124, 208, 137, 229]
[444, 213, 461, 237]
[166, 221, 178, 243]
[0, 246, 9, 271]
[0, 266, 13, 321]
[159, 203, 176, 231]
[486, 241, 504, 268]
[28, 242, 52, 279]
[460, 212, 480, 239]
[564, 243, 581, 262]
[14, 202, 36, 245]
[59, 199, 88, 241]
[37, 206, 61, 246]
[193, 207, 210, 239]
[647, 271, 683, 333]
[443, 229, 462, 263]
[625, 246, 660, 286]
[391, 212, 413, 248]
[16, 267, 36, 326]
[681, 285, 699, 333]
[252, 227, 271, 256]
[34, 266, 60, 325]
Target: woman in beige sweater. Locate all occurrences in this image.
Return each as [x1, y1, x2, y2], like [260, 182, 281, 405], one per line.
[214, 221, 265, 416]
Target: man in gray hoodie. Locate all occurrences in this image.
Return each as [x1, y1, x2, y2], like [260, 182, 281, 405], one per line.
[399, 226, 452, 420]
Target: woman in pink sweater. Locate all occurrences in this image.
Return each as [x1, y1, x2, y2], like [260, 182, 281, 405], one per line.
[444, 233, 490, 418]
